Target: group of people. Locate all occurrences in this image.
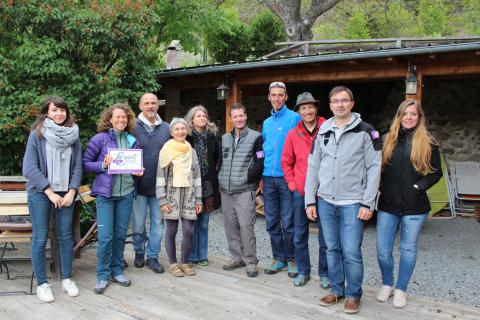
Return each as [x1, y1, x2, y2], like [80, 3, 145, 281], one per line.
[22, 82, 442, 315]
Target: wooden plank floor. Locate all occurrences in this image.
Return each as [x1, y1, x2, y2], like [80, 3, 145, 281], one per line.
[1, 247, 479, 320]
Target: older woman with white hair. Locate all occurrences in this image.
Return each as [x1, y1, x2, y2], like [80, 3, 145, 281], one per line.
[156, 117, 203, 277]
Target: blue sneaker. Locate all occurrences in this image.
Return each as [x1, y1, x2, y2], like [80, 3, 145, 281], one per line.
[287, 261, 298, 278]
[320, 276, 331, 289]
[264, 259, 287, 275]
[293, 274, 311, 287]
[94, 280, 110, 294]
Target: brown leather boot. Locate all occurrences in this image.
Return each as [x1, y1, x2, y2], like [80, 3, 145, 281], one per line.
[344, 298, 361, 314]
[318, 294, 344, 306]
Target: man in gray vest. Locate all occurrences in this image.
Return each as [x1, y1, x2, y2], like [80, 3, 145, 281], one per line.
[218, 103, 264, 277]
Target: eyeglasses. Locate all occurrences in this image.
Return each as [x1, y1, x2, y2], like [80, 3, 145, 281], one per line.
[269, 81, 286, 90]
[330, 99, 352, 105]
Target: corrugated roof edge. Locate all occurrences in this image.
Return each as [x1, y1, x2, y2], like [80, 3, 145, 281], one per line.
[156, 42, 480, 78]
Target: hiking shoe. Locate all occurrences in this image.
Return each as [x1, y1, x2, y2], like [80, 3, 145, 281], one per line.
[181, 264, 196, 276]
[320, 276, 331, 289]
[112, 274, 131, 287]
[264, 260, 287, 275]
[147, 258, 164, 273]
[293, 274, 310, 287]
[344, 298, 361, 314]
[62, 278, 79, 297]
[287, 260, 298, 278]
[393, 289, 407, 308]
[169, 263, 184, 277]
[246, 263, 258, 277]
[198, 260, 209, 266]
[36, 283, 54, 303]
[134, 253, 145, 268]
[376, 285, 394, 302]
[94, 280, 110, 294]
[319, 293, 344, 306]
[223, 259, 246, 271]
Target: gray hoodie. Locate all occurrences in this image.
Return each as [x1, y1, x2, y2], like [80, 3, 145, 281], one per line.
[304, 113, 381, 210]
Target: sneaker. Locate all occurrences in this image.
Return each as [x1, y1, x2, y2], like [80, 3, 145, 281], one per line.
[287, 260, 298, 278]
[134, 253, 145, 268]
[318, 293, 344, 307]
[112, 274, 131, 287]
[36, 283, 54, 303]
[223, 259, 246, 271]
[344, 298, 361, 314]
[320, 276, 331, 289]
[393, 289, 407, 308]
[62, 278, 80, 297]
[198, 260, 209, 266]
[147, 258, 165, 274]
[169, 263, 184, 277]
[293, 274, 310, 287]
[94, 280, 110, 294]
[181, 264, 196, 276]
[376, 285, 394, 302]
[264, 260, 287, 275]
[246, 263, 258, 277]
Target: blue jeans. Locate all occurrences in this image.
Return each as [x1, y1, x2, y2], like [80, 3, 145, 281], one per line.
[132, 195, 164, 259]
[292, 191, 328, 276]
[376, 211, 428, 292]
[317, 198, 364, 299]
[28, 192, 74, 285]
[263, 176, 294, 261]
[189, 211, 210, 262]
[96, 192, 133, 281]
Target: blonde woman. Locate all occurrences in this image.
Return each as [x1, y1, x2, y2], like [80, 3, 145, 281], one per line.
[376, 99, 442, 308]
[156, 118, 203, 277]
[184, 105, 221, 266]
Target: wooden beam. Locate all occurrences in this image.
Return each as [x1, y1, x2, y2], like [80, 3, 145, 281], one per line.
[406, 65, 423, 103]
[225, 79, 241, 132]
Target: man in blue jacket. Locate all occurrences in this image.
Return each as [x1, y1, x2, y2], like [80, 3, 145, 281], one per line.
[262, 82, 301, 277]
[132, 93, 170, 273]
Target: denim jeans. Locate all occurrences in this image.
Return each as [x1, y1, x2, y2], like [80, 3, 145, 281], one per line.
[189, 211, 210, 262]
[376, 211, 428, 292]
[317, 198, 364, 298]
[28, 192, 74, 285]
[132, 195, 164, 259]
[292, 191, 328, 276]
[263, 176, 294, 261]
[96, 192, 133, 281]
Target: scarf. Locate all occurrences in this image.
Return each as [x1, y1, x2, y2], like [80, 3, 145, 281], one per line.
[192, 130, 208, 177]
[159, 139, 193, 187]
[42, 118, 79, 192]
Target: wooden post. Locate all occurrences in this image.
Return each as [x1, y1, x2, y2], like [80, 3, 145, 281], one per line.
[406, 65, 423, 103]
[225, 79, 241, 132]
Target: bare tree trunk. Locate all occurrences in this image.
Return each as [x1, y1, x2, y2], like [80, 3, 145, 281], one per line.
[259, 0, 341, 41]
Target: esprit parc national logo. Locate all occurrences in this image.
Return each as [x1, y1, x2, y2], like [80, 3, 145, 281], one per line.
[108, 148, 143, 174]
[112, 151, 138, 166]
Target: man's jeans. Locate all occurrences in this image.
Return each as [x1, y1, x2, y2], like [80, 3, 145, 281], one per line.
[263, 176, 294, 261]
[96, 192, 133, 281]
[28, 192, 74, 285]
[376, 211, 428, 292]
[317, 198, 364, 299]
[292, 191, 328, 276]
[132, 195, 164, 259]
[189, 211, 210, 262]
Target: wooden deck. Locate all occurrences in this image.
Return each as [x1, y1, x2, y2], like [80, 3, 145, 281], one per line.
[1, 247, 479, 320]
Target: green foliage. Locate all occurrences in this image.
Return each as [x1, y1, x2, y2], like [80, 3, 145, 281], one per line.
[0, 0, 160, 175]
[248, 10, 286, 57]
[345, 11, 370, 39]
[206, 16, 251, 63]
[418, 0, 447, 36]
[462, 0, 480, 35]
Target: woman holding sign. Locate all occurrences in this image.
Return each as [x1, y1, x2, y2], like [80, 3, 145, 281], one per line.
[156, 118, 203, 277]
[83, 103, 143, 294]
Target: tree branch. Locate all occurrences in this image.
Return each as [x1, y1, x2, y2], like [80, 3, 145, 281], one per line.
[304, 0, 341, 28]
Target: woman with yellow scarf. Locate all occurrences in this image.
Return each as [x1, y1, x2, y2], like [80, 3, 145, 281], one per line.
[156, 118, 203, 277]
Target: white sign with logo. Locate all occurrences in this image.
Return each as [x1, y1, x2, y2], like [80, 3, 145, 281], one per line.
[107, 148, 143, 174]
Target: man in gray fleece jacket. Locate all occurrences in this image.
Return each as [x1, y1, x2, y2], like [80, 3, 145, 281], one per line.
[304, 86, 381, 314]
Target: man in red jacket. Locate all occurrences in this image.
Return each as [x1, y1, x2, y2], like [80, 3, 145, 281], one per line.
[281, 92, 329, 287]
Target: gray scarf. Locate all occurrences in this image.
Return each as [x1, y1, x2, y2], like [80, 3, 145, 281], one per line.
[43, 118, 79, 192]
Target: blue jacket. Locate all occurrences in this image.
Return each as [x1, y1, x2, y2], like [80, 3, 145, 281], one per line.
[262, 105, 301, 177]
[83, 129, 139, 197]
[22, 131, 82, 195]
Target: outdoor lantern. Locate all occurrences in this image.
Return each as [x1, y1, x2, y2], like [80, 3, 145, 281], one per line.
[216, 83, 230, 100]
[405, 65, 418, 95]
